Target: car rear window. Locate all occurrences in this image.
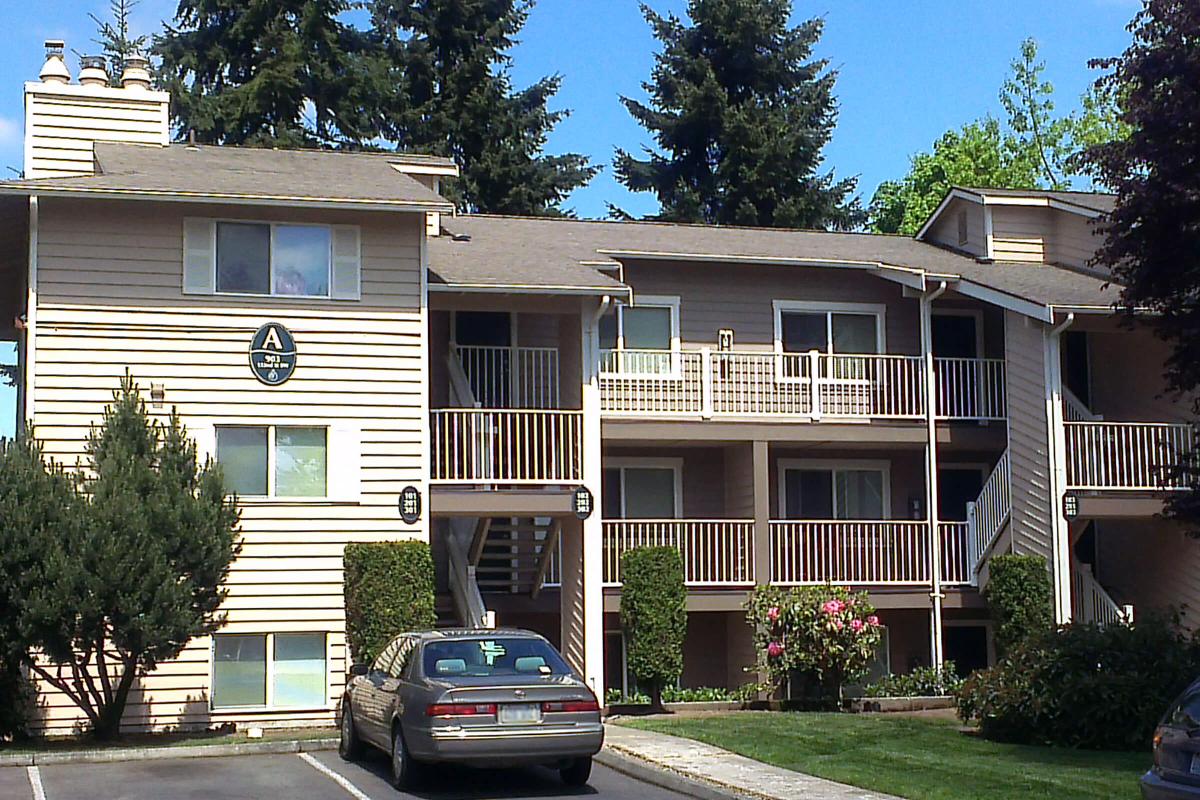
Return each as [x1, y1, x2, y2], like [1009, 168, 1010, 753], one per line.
[1167, 687, 1200, 729]
[422, 638, 572, 678]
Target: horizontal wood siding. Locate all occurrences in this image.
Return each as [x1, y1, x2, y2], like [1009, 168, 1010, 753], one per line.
[623, 260, 920, 355]
[1096, 520, 1200, 631]
[1048, 209, 1103, 270]
[991, 206, 1046, 263]
[1004, 311, 1053, 560]
[923, 197, 986, 257]
[25, 86, 168, 178]
[30, 198, 426, 733]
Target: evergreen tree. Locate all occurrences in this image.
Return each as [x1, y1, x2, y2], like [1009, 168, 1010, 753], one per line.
[90, 0, 149, 86]
[614, 0, 862, 229]
[0, 377, 240, 739]
[1081, 0, 1200, 532]
[367, 0, 597, 214]
[155, 0, 378, 147]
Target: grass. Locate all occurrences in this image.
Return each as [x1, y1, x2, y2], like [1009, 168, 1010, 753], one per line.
[620, 712, 1149, 800]
[0, 725, 336, 754]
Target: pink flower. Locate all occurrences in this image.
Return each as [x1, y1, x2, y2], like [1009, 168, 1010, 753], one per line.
[833, 619, 845, 631]
[821, 599, 846, 615]
[866, 615, 880, 627]
[766, 641, 785, 659]
[850, 619, 865, 633]
[766, 606, 781, 622]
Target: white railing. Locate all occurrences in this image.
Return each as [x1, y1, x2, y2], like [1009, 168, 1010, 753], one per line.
[446, 519, 491, 628]
[939, 522, 974, 585]
[1063, 387, 1102, 421]
[430, 409, 583, 483]
[1072, 564, 1132, 626]
[454, 345, 559, 409]
[602, 520, 755, 587]
[935, 358, 1006, 420]
[1064, 422, 1195, 490]
[968, 450, 1011, 573]
[769, 521, 931, 585]
[601, 349, 1005, 422]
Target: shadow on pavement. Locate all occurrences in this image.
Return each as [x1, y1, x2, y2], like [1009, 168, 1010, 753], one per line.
[350, 749, 600, 799]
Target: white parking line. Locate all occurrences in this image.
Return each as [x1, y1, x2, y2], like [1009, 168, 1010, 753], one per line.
[298, 753, 374, 800]
[26, 766, 46, 800]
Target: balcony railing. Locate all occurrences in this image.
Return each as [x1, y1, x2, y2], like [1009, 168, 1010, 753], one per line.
[769, 520, 973, 586]
[454, 344, 560, 409]
[1064, 421, 1195, 491]
[430, 409, 583, 483]
[600, 349, 1005, 421]
[602, 520, 755, 587]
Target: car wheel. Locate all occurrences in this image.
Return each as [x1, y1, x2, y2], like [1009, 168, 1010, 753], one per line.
[338, 700, 363, 761]
[390, 726, 415, 789]
[560, 756, 592, 787]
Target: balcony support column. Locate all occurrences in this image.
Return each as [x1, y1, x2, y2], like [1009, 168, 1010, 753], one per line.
[752, 441, 771, 586]
[921, 281, 947, 672]
[580, 297, 607, 697]
[1045, 314, 1075, 624]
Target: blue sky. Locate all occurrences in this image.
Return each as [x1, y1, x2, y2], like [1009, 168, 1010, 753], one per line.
[0, 0, 1139, 432]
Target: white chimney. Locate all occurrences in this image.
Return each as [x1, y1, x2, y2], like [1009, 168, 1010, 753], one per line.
[24, 41, 170, 179]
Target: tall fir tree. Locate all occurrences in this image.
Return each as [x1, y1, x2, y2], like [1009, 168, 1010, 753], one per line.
[154, 0, 379, 147]
[614, 0, 862, 229]
[89, 0, 150, 86]
[367, 0, 597, 214]
[1081, 0, 1200, 532]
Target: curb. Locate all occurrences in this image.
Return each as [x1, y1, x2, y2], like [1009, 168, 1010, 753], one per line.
[0, 737, 338, 767]
[597, 743, 754, 800]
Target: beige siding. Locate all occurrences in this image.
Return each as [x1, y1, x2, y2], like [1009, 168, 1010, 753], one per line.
[1096, 520, 1200, 631]
[1047, 209, 1103, 270]
[1004, 311, 1054, 559]
[923, 197, 986, 257]
[29, 198, 427, 733]
[623, 261, 920, 355]
[723, 444, 756, 519]
[1082, 321, 1191, 422]
[991, 207, 1046, 263]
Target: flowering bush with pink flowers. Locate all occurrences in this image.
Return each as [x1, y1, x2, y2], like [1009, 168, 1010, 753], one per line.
[746, 585, 883, 701]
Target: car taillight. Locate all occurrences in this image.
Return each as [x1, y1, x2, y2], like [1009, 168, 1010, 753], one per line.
[426, 703, 497, 718]
[541, 700, 600, 713]
[1152, 729, 1164, 767]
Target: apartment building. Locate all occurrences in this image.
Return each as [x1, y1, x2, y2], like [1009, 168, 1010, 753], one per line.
[1, 42, 1194, 734]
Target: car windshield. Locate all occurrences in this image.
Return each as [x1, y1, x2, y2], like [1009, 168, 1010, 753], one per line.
[422, 637, 572, 678]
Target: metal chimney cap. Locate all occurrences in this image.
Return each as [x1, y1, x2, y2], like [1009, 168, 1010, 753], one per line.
[120, 55, 152, 91]
[39, 40, 71, 84]
[78, 55, 109, 87]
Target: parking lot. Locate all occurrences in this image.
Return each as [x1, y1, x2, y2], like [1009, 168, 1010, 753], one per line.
[0, 749, 692, 800]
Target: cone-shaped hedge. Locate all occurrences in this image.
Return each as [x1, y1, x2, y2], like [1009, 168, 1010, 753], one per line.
[620, 546, 687, 710]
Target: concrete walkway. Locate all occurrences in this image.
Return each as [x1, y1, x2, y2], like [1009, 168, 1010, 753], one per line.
[602, 723, 901, 800]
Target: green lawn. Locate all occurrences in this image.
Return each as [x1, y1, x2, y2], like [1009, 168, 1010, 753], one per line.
[620, 712, 1149, 800]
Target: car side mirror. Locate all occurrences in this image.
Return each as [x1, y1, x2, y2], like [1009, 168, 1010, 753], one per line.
[349, 663, 369, 677]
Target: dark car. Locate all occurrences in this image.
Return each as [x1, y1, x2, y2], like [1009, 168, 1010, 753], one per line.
[337, 628, 603, 789]
[1142, 678, 1200, 799]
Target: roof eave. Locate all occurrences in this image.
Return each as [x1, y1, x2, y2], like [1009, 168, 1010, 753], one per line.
[428, 281, 631, 298]
[0, 185, 454, 213]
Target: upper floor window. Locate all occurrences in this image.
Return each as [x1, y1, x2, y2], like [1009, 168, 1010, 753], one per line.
[183, 219, 361, 300]
[773, 301, 884, 355]
[599, 295, 680, 374]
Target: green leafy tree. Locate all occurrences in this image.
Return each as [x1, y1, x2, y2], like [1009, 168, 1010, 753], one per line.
[0, 377, 240, 739]
[90, 0, 149, 86]
[615, 0, 863, 229]
[155, 0, 378, 147]
[620, 547, 687, 711]
[1081, 0, 1200, 532]
[367, 0, 597, 214]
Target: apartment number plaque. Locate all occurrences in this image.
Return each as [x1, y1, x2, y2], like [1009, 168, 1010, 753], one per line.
[249, 322, 297, 386]
[573, 486, 594, 520]
[399, 485, 422, 524]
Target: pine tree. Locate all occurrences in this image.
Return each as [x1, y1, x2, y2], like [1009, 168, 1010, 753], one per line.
[90, 0, 149, 86]
[155, 0, 378, 147]
[367, 0, 598, 214]
[0, 376, 240, 739]
[614, 0, 862, 229]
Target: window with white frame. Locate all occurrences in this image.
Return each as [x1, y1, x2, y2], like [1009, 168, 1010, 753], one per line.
[215, 425, 328, 498]
[211, 632, 328, 709]
[779, 460, 889, 520]
[773, 302, 884, 355]
[601, 459, 682, 519]
[599, 295, 680, 374]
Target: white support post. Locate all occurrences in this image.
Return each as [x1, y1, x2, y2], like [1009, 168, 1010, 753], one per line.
[580, 298, 605, 698]
[701, 347, 714, 419]
[808, 349, 822, 420]
[965, 501, 979, 583]
[1044, 318, 1074, 624]
[920, 284, 946, 672]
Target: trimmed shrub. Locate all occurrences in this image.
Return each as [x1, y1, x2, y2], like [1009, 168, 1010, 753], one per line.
[604, 685, 735, 705]
[984, 554, 1054, 656]
[956, 614, 1200, 750]
[0, 658, 31, 740]
[344, 541, 437, 665]
[864, 662, 962, 698]
[620, 547, 687, 710]
[746, 585, 883, 703]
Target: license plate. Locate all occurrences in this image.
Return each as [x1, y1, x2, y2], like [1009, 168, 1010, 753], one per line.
[1191, 754, 1200, 776]
[499, 703, 542, 725]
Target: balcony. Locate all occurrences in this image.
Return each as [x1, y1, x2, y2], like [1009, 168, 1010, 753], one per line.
[430, 408, 583, 483]
[1063, 421, 1195, 491]
[599, 350, 1005, 421]
[602, 520, 755, 587]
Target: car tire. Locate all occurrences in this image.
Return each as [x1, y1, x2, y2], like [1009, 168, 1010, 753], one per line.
[338, 700, 363, 761]
[390, 726, 416, 789]
[560, 756, 593, 787]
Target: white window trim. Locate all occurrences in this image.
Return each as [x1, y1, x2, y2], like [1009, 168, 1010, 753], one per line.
[772, 300, 887, 355]
[776, 458, 892, 520]
[604, 456, 683, 519]
[215, 423, 330, 502]
[209, 631, 331, 712]
[602, 295, 682, 377]
[213, 219, 336, 300]
[931, 309, 985, 358]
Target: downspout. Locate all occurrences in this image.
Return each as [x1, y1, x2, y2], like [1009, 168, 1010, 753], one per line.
[1046, 312, 1075, 624]
[920, 280, 948, 673]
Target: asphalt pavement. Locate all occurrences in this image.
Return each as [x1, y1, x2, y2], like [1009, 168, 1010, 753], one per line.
[1, 748, 695, 800]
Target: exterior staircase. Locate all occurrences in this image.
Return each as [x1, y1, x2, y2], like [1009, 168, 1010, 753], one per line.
[968, 449, 1011, 580]
[469, 516, 562, 597]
